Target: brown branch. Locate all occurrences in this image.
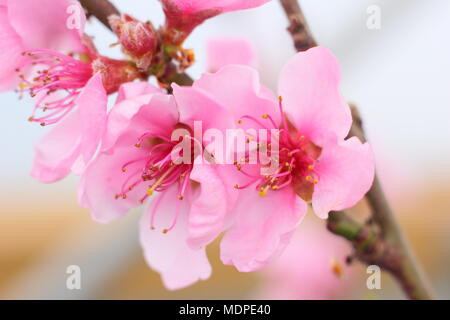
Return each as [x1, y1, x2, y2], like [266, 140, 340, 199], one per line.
[78, 0, 194, 86]
[279, 0, 433, 299]
[279, 0, 317, 52]
[348, 109, 433, 299]
[79, 0, 119, 30]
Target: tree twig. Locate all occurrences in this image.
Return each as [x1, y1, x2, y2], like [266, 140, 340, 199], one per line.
[279, 0, 433, 299]
[79, 0, 119, 30]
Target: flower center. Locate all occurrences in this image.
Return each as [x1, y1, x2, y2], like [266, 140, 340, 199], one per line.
[17, 49, 93, 126]
[116, 129, 195, 233]
[234, 97, 322, 200]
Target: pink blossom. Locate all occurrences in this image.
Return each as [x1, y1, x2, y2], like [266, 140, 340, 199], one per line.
[0, 0, 86, 90]
[109, 14, 158, 71]
[0, 0, 143, 183]
[79, 82, 238, 290]
[160, 0, 272, 45]
[25, 48, 143, 182]
[257, 219, 356, 300]
[207, 38, 258, 72]
[173, 46, 375, 272]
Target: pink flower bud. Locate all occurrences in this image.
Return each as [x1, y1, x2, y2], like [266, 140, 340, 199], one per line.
[109, 14, 158, 71]
[160, 0, 272, 45]
[92, 56, 143, 94]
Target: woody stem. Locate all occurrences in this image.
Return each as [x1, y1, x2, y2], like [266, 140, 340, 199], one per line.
[78, 0, 194, 86]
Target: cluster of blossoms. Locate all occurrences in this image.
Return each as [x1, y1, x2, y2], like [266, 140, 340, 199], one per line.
[1, 0, 374, 290]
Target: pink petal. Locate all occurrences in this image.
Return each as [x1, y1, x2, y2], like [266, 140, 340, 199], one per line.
[31, 111, 82, 183]
[312, 136, 375, 219]
[116, 81, 162, 104]
[220, 187, 307, 272]
[259, 219, 354, 300]
[191, 65, 279, 131]
[187, 160, 239, 249]
[76, 73, 107, 165]
[164, 0, 272, 13]
[207, 38, 258, 72]
[0, 5, 24, 90]
[7, 0, 85, 53]
[102, 93, 179, 153]
[140, 185, 211, 290]
[172, 83, 236, 133]
[78, 133, 149, 223]
[30, 74, 106, 182]
[278, 46, 352, 147]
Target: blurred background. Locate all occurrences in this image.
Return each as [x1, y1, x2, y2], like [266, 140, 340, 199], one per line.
[1, 0, 450, 299]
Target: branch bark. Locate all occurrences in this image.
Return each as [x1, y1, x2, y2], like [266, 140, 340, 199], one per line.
[279, 0, 433, 299]
[279, 0, 317, 52]
[79, 0, 119, 30]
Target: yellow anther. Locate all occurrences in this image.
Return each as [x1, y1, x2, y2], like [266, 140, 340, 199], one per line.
[163, 229, 169, 234]
[308, 165, 314, 170]
[122, 194, 127, 199]
[278, 96, 283, 102]
[331, 259, 343, 278]
[272, 185, 279, 190]
[314, 179, 319, 184]
[234, 184, 239, 189]
[262, 114, 268, 119]
[259, 191, 268, 197]
[236, 164, 242, 171]
[122, 167, 127, 173]
[178, 195, 184, 200]
[306, 176, 313, 182]
[237, 119, 243, 124]
[135, 143, 141, 148]
[147, 189, 154, 196]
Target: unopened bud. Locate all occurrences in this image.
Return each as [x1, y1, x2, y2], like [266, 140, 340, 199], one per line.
[109, 14, 158, 71]
[92, 57, 142, 94]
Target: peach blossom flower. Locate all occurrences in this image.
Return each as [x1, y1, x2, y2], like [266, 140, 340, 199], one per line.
[160, 0, 272, 44]
[173, 46, 375, 272]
